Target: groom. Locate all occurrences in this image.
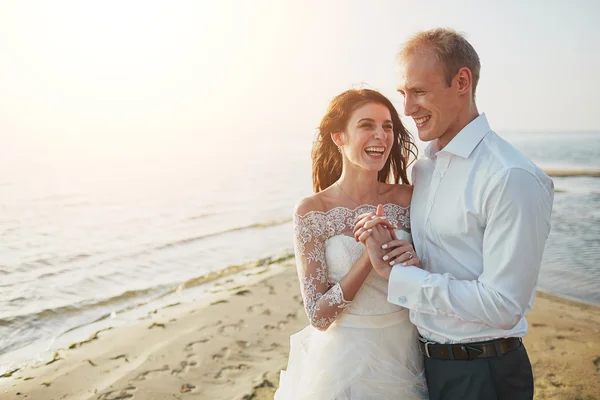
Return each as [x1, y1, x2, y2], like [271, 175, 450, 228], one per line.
[366, 29, 554, 399]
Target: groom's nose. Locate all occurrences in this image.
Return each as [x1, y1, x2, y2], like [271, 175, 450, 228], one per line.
[403, 93, 418, 116]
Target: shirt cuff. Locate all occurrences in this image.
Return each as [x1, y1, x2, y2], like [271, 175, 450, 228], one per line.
[387, 266, 430, 309]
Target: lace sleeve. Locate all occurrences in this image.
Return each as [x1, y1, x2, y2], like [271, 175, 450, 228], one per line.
[293, 211, 351, 331]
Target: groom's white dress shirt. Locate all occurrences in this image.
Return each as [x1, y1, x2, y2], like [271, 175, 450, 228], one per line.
[388, 114, 554, 344]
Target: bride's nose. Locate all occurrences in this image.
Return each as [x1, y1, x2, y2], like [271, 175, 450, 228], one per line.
[373, 126, 386, 140]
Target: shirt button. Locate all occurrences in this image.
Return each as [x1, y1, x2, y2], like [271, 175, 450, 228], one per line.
[410, 310, 415, 318]
[397, 296, 407, 304]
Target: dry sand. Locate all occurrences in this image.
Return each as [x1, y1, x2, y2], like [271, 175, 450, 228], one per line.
[1, 260, 599, 400]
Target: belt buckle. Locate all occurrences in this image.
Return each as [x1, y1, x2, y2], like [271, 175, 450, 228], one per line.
[424, 341, 435, 358]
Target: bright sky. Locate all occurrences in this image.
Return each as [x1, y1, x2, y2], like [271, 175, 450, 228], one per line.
[1, 0, 598, 165]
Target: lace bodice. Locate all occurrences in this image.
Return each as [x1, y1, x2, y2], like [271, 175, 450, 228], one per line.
[293, 204, 411, 330]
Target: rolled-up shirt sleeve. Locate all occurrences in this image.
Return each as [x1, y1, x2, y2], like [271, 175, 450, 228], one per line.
[388, 168, 554, 330]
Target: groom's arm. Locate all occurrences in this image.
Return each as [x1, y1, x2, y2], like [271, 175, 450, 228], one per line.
[386, 168, 554, 330]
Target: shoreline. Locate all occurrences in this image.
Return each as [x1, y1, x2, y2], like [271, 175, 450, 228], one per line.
[0, 252, 296, 376]
[543, 169, 600, 177]
[1, 263, 599, 400]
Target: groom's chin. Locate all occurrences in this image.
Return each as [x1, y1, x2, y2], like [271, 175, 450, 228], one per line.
[417, 130, 434, 142]
[416, 124, 440, 143]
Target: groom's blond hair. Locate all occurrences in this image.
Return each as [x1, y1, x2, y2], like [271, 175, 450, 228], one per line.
[399, 28, 481, 98]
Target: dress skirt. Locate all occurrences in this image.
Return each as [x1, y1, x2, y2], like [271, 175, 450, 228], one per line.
[275, 309, 427, 399]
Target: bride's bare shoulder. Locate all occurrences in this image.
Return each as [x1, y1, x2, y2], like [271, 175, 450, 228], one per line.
[294, 192, 329, 216]
[379, 183, 413, 208]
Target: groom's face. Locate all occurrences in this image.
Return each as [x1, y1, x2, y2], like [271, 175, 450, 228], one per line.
[397, 49, 461, 144]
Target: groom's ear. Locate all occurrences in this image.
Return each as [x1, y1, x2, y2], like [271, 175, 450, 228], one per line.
[331, 131, 344, 147]
[455, 66, 473, 96]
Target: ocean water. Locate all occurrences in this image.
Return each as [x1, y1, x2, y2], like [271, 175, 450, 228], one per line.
[0, 131, 599, 372]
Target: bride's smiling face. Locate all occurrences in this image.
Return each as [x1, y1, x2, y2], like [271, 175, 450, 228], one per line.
[333, 102, 395, 172]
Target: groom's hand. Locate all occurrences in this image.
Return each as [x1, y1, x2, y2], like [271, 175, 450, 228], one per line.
[381, 240, 422, 269]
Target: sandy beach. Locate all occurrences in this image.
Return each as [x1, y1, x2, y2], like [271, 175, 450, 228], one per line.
[1, 260, 599, 400]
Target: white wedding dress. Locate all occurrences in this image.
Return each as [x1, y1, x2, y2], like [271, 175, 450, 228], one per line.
[275, 204, 427, 400]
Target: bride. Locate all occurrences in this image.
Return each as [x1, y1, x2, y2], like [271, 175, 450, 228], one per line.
[275, 89, 428, 399]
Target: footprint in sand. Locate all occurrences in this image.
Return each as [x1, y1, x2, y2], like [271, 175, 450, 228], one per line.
[109, 354, 129, 362]
[260, 342, 280, 353]
[133, 365, 170, 381]
[184, 337, 211, 352]
[214, 364, 250, 379]
[286, 312, 298, 320]
[246, 303, 264, 313]
[261, 281, 276, 293]
[171, 360, 199, 376]
[277, 320, 290, 329]
[218, 320, 246, 334]
[212, 347, 231, 360]
[97, 385, 137, 400]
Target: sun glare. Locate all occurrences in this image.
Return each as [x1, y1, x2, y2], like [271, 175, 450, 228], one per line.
[0, 1, 262, 164]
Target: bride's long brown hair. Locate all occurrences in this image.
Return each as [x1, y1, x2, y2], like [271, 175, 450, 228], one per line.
[312, 89, 418, 193]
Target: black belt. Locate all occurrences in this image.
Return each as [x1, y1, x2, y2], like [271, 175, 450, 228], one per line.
[418, 336, 522, 360]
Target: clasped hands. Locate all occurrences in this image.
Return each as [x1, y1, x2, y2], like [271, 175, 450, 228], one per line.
[354, 204, 421, 279]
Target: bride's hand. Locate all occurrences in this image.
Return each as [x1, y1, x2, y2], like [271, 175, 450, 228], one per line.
[354, 208, 397, 243]
[380, 239, 422, 268]
[363, 224, 396, 279]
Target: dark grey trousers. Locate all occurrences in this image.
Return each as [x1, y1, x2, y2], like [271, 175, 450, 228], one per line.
[423, 343, 534, 400]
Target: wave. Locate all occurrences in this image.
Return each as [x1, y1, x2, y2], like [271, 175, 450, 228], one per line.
[4, 251, 295, 329]
[5, 253, 93, 281]
[186, 211, 222, 221]
[7, 218, 292, 287]
[0, 286, 166, 329]
[0, 251, 295, 355]
[154, 218, 292, 250]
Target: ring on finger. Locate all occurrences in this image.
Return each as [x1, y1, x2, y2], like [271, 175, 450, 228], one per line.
[407, 252, 413, 259]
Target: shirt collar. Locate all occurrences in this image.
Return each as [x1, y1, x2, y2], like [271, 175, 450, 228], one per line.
[424, 113, 491, 160]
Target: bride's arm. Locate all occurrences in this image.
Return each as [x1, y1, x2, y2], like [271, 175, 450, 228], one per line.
[293, 200, 374, 331]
